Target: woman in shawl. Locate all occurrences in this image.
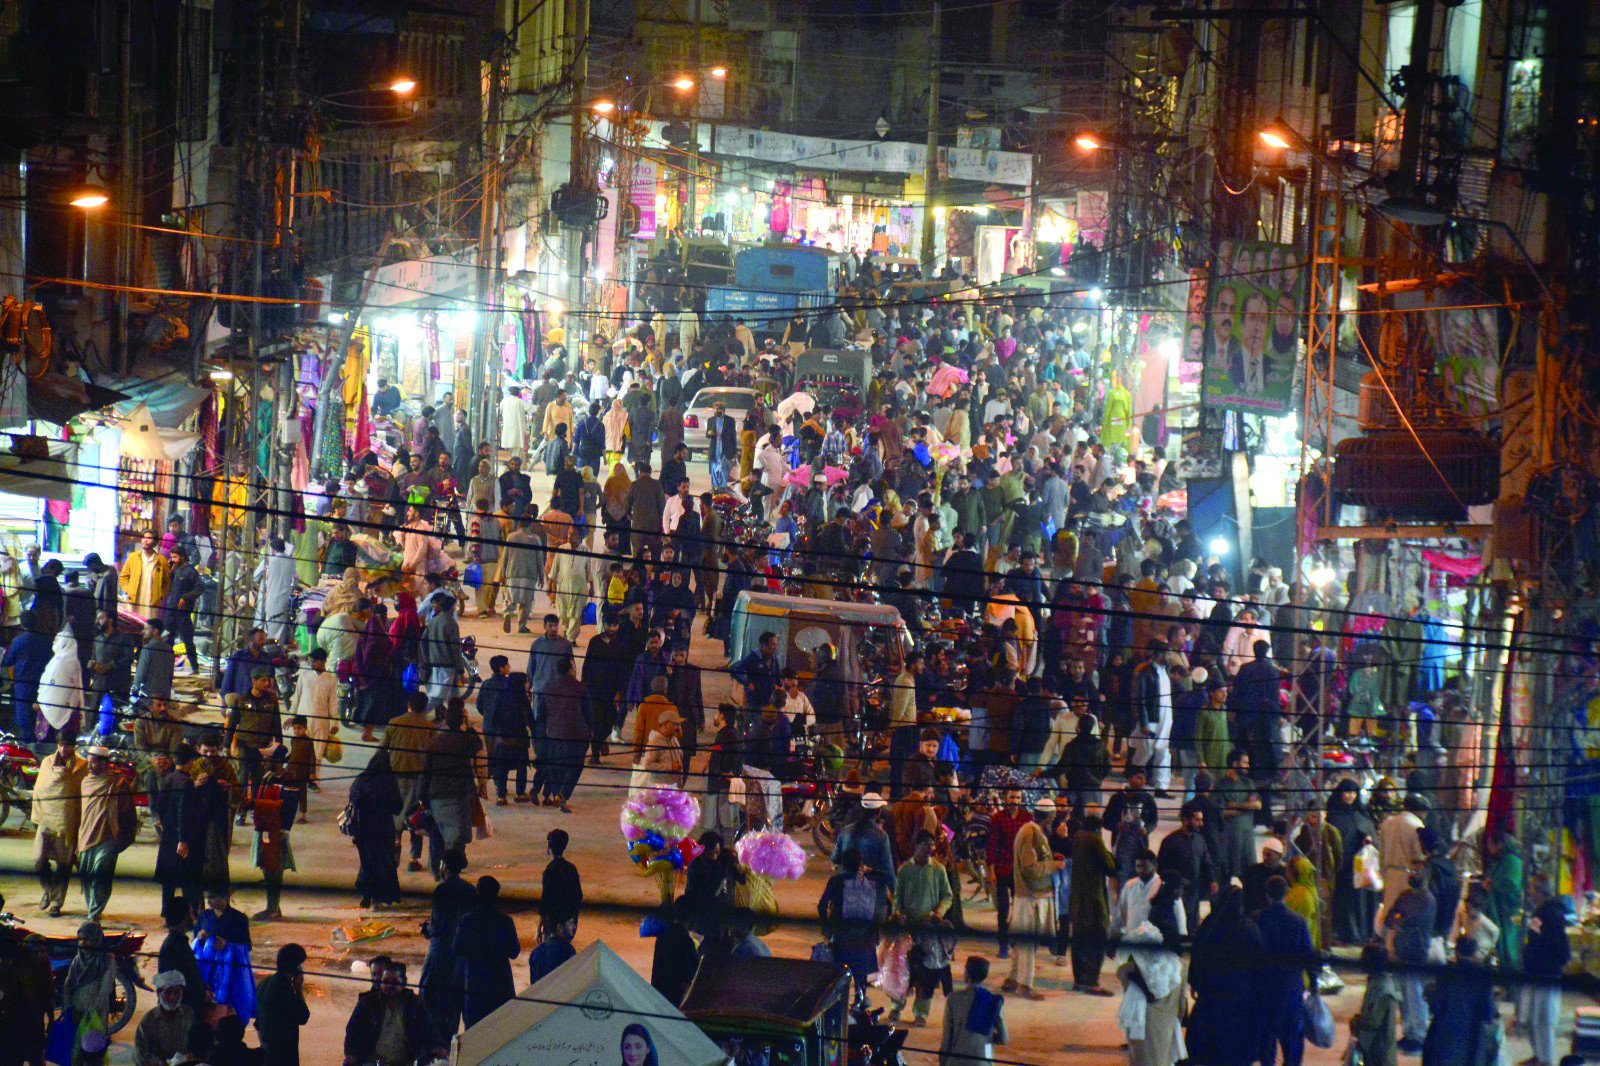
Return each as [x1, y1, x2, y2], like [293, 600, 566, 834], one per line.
[602, 399, 629, 465]
[36, 627, 84, 742]
[602, 461, 633, 550]
[1284, 855, 1323, 950]
[320, 566, 362, 620]
[349, 748, 403, 907]
[1350, 944, 1401, 1066]
[62, 921, 116, 1065]
[1326, 777, 1379, 945]
[1185, 886, 1262, 1066]
[652, 568, 696, 644]
[388, 590, 423, 681]
[1483, 831, 1524, 971]
[1117, 922, 1186, 1066]
[353, 604, 396, 740]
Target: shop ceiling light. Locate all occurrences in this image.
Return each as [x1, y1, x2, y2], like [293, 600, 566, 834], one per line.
[207, 367, 234, 382]
[1049, 266, 1065, 277]
[1088, 287, 1104, 301]
[1310, 564, 1337, 588]
[1208, 537, 1231, 556]
[709, 66, 728, 79]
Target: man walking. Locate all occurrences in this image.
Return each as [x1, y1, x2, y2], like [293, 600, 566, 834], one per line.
[379, 691, 436, 873]
[541, 657, 589, 810]
[31, 730, 84, 915]
[78, 743, 134, 920]
[255, 943, 310, 1066]
[1131, 640, 1174, 794]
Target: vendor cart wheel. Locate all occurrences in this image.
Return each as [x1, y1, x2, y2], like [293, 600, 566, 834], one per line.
[105, 970, 137, 1035]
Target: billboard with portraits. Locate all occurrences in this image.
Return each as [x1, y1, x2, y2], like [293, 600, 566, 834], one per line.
[1201, 240, 1304, 416]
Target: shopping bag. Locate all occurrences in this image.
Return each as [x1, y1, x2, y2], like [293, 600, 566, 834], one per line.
[1352, 842, 1383, 891]
[582, 600, 597, 627]
[324, 733, 344, 765]
[400, 663, 419, 693]
[1304, 990, 1335, 1048]
[875, 934, 912, 1002]
[462, 562, 483, 589]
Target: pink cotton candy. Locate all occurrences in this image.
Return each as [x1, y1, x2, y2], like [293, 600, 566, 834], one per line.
[734, 830, 808, 881]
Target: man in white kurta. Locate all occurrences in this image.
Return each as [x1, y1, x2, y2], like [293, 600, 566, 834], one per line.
[290, 648, 340, 785]
[253, 538, 298, 642]
[547, 547, 590, 641]
[499, 387, 529, 455]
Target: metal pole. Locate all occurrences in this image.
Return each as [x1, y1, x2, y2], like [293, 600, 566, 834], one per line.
[116, 0, 133, 376]
[682, 0, 701, 266]
[471, 34, 508, 443]
[919, 0, 942, 272]
[565, 0, 589, 345]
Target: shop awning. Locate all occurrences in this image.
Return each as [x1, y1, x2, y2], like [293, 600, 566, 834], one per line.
[0, 441, 76, 503]
[109, 374, 212, 429]
[27, 374, 129, 427]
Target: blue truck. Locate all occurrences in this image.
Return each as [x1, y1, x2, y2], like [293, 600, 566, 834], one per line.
[703, 244, 837, 330]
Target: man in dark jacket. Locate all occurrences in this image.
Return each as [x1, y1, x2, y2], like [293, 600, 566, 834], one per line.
[664, 642, 705, 783]
[478, 656, 532, 804]
[1009, 679, 1057, 772]
[343, 960, 442, 1066]
[729, 631, 783, 718]
[453, 876, 520, 1027]
[626, 462, 668, 556]
[255, 943, 311, 1066]
[133, 617, 176, 703]
[1419, 827, 1461, 944]
[162, 548, 202, 671]
[62, 570, 97, 672]
[497, 455, 532, 517]
[538, 829, 584, 931]
[84, 552, 120, 619]
[1254, 877, 1317, 1066]
[1229, 639, 1282, 820]
[581, 615, 629, 761]
[942, 532, 986, 615]
[87, 609, 138, 711]
[541, 657, 589, 808]
[1157, 800, 1217, 933]
[1385, 870, 1437, 1052]
[1524, 874, 1570, 1066]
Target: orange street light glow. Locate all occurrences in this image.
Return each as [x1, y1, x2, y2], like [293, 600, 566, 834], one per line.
[1073, 132, 1104, 152]
[1259, 128, 1293, 149]
[389, 77, 417, 95]
[69, 188, 110, 209]
[672, 77, 695, 91]
[709, 66, 728, 79]
[592, 99, 617, 113]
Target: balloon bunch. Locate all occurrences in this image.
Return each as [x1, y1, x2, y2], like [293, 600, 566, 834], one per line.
[620, 787, 703, 879]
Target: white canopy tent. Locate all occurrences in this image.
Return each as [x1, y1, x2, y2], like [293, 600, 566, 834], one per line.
[451, 941, 729, 1066]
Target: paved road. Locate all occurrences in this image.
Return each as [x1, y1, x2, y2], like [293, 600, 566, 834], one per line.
[0, 458, 1552, 1065]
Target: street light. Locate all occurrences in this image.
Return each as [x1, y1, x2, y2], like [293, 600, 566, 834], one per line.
[709, 66, 728, 79]
[388, 77, 418, 95]
[591, 99, 617, 114]
[1074, 131, 1106, 152]
[672, 76, 696, 91]
[68, 185, 111, 209]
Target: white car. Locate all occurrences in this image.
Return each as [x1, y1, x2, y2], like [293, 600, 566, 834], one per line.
[683, 386, 758, 458]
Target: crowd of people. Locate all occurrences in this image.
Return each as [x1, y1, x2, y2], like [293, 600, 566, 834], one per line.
[0, 268, 1573, 1066]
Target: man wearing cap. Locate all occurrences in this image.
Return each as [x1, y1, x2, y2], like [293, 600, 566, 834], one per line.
[225, 667, 282, 817]
[31, 730, 85, 915]
[832, 794, 895, 881]
[1005, 796, 1064, 1001]
[78, 744, 133, 920]
[135, 971, 195, 1066]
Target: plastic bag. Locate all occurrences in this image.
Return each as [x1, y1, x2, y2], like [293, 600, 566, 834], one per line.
[582, 601, 597, 627]
[1352, 843, 1383, 891]
[463, 562, 483, 589]
[324, 733, 343, 765]
[876, 934, 912, 1002]
[401, 663, 419, 693]
[1305, 991, 1335, 1049]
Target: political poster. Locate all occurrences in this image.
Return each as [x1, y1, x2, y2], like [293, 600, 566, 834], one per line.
[1201, 240, 1304, 416]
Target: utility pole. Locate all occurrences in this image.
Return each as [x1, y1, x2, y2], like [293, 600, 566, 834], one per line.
[565, 0, 589, 347]
[471, 30, 509, 443]
[682, 0, 701, 265]
[919, 0, 942, 272]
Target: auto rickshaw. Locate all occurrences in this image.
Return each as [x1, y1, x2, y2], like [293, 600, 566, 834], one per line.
[684, 957, 854, 1066]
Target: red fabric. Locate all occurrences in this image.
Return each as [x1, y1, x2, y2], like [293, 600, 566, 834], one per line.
[352, 380, 373, 459]
[1484, 669, 1518, 847]
[1421, 550, 1484, 580]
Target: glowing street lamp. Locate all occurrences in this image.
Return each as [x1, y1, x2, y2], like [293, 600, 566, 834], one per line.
[388, 77, 418, 95]
[709, 66, 728, 79]
[672, 76, 695, 91]
[591, 99, 617, 114]
[1257, 118, 1300, 151]
[68, 186, 110, 209]
[1073, 131, 1106, 152]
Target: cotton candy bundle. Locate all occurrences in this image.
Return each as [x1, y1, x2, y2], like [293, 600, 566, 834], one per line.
[734, 830, 808, 881]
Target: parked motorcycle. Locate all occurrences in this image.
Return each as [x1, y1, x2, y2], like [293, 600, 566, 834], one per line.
[0, 912, 149, 1035]
[0, 730, 39, 829]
